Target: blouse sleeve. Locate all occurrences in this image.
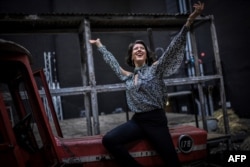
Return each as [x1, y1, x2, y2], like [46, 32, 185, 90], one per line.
[97, 46, 128, 81]
[154, 26, 189, 77]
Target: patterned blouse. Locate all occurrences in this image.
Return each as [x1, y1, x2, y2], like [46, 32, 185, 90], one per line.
[98, 26, 189, 113]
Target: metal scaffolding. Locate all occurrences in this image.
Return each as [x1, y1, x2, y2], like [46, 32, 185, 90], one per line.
[0, 13, 230, 136]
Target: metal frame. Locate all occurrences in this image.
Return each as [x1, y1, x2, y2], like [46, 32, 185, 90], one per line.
[0, 14, 229, 136]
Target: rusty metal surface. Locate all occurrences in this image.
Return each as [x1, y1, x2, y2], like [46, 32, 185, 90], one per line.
[55, 125, 207, 166]
[0, 39, 32, 59]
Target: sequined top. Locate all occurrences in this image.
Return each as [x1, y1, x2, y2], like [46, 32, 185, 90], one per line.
[97, 26, 189, 113]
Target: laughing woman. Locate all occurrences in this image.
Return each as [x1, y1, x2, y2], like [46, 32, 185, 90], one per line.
[90, 2, 204, 167]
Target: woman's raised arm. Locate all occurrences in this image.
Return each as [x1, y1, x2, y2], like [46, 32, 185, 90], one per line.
[89, 38, 132, 80]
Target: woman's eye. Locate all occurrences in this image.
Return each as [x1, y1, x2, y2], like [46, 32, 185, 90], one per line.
[133, 47, 145, 50]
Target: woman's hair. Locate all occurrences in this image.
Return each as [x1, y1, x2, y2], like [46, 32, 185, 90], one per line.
[125, 40, 155, 67]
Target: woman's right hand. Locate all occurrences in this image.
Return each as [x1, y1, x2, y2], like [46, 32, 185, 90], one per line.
[89, 38, 103, 47]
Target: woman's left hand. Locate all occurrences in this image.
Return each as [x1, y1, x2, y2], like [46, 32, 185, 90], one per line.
[189, 1, 204, 19]
[185, 1, 204, 26]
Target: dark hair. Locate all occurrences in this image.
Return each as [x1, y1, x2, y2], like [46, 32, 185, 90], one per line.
[125, 40, 155, 67]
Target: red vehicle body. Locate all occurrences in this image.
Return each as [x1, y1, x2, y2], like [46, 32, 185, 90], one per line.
[0, 39, 207, 167]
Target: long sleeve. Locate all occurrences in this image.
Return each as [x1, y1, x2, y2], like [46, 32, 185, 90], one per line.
[154, 26, 189, 77]
[97, 46, 128, 81]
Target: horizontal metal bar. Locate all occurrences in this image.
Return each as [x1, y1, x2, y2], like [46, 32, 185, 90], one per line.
[0, 14, 212, 34]
[46, 75, 221, 96]
[2, 75, 221, 99]
[168, 91, 192, 97]
[164, 75, 221, 86]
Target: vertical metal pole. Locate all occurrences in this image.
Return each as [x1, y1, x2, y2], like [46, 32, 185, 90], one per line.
[210, 15, 230, 135]
[189, 27, 208, 131]
[79, 23, 92, 135]
[147, 28, 156, 60]
[84, 18, 100, 135]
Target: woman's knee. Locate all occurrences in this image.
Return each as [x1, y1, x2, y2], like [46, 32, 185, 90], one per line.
[102, 133, 115, 148]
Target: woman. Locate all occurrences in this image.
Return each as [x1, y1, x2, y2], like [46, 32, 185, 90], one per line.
[90, 2, 204, 167]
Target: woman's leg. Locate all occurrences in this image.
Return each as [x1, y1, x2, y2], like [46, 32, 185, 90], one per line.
[134, 110, 181, 167]
[102, 119, 143, 167]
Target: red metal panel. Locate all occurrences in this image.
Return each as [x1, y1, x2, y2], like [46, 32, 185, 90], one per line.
[0, 93, 27, 167]
[170, 125, 207, 162]
[56, 125, 207, 166]
[0, 39, 61, 166]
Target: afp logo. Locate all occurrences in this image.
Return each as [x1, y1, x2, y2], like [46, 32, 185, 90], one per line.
[228, 155, 246, 163]
[224, 151, 249, 167]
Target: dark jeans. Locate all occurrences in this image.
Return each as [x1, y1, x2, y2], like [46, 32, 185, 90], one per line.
[102, 109, 181, 167]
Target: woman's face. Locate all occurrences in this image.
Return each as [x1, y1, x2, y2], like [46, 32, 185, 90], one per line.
[132, 43, 147, 66]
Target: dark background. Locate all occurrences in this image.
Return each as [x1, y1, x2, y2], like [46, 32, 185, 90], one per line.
[0, 0, 249, 118]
